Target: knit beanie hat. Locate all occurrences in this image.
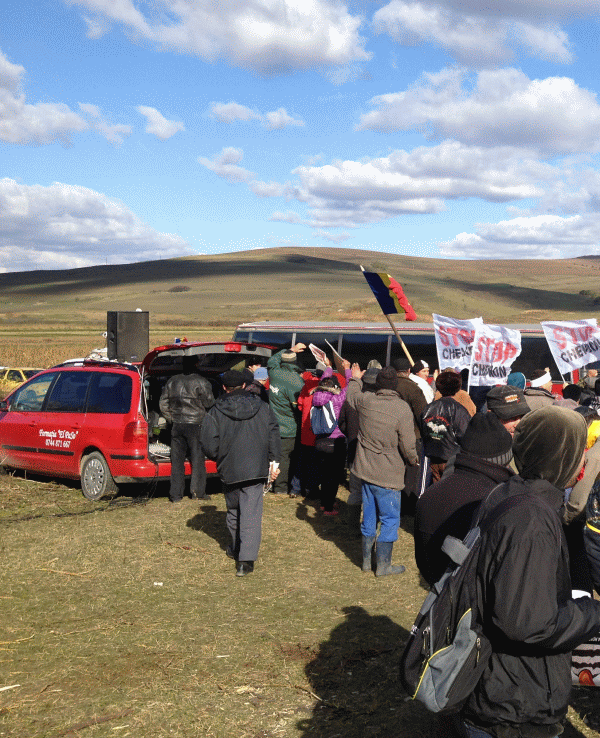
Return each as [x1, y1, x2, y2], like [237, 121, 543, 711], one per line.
[376, 366, 398, 391]
[221, 370, 245, 388]
[411, 360, 429, 374]
[506, 371, 526, 390]
[460, 413, 513, 467]
[513, 406, 587, 490]
[281, 351, 297, 363]
[392, 356, 411, 372]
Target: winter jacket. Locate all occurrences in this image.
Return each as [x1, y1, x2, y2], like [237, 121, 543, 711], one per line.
[433, 388, 476, 417]
[395, 375, 427, 439]
[420, 396, 471, 462]
[564, 438, 600, 524]
[159, 372, 214, 425]
[297, 370, 346, 447]
[310, 367, 352, 440]
[523, 387, 555, 412]
[267, 350, 304, 438]
[463, 476, 600, 734]
[346, 380, 418, 491]
[414, 451, 514, 586]
[201, 388, 281, 486]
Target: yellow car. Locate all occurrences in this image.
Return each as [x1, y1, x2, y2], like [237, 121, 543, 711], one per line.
[0, 368, 44, 394]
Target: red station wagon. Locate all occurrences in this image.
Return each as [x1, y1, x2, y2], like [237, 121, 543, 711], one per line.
[0, 341, 273, 500]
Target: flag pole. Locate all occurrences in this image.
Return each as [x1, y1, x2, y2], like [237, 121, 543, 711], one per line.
[384, 313, 415, 366]
[360, 265, 415, 365]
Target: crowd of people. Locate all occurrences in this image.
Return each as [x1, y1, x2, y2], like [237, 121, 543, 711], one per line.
[160, 344, 600, 738]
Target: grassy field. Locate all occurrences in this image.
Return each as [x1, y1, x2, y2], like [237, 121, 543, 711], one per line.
[1, 247, 600, 335]
[1, 474, 600, 738]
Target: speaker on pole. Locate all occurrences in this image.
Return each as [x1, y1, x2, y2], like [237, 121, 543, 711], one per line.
[107, 311, 149, 362]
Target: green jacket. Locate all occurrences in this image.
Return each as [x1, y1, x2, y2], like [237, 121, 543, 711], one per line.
[267, 350, 304, 438]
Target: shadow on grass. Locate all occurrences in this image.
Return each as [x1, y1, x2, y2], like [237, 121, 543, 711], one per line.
[297, 605, 590, 738]
[186, 504, 229, 553]
[294, 497, 363, 569]
[296, 604, 440, 738]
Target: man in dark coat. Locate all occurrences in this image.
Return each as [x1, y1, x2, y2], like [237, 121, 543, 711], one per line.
[393, 356, 427, 499]
[159, 355, 214, 502]
[420, 371, 472, 484]
[201, 370, 280, 577]
[414, 412, 514, 586]
[461, 406, 600, 738]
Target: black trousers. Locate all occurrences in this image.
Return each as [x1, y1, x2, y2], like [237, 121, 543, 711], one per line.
[316, 438, 347, 512]
[170, 423, 206, 500]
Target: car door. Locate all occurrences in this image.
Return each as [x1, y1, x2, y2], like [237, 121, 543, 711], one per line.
[0, 371, 59, 472]
[39, 370, 93, 476]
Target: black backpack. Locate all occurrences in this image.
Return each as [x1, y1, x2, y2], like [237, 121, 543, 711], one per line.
[400, 491, 526, 714]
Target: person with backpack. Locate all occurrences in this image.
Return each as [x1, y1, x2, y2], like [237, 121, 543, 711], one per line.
[460, 406, 600, 738]
[310, 361, 352, 515]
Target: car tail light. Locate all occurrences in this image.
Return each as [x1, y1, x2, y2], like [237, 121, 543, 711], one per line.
[124, 418, 149, 445]
[224, 343, 242, 352]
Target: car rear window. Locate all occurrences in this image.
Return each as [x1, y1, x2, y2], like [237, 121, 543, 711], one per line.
[46, 372, 93, 413]
[87, 372, 132, 414]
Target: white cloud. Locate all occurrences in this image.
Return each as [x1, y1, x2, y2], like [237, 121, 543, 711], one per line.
[269, 210, 305, 224]
[250, 180, 292, 198]
[209, 101, 304, 129]
[0, 49, 88, 145]
[371, 0, 599, 66]
[209, 102, 261, 124]
[358, 67, 600, 157]
[263, 107, 304, 130]
[440, 213, 600, 259]
[0, 178, 193, 271]
[203, 140, 550, 230]
[79, 102, 132, 144]
[67, 0, 370, 74]
[136, 105, 185, 139]
[198, 147, 255, 183]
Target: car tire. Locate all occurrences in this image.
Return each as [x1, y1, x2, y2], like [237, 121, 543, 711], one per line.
[80, 452, 117, 501]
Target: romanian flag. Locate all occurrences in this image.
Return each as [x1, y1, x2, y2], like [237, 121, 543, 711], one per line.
[361, 269, 417, 321]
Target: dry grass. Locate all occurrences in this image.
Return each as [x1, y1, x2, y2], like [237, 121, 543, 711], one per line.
[0, 474, 599, 738]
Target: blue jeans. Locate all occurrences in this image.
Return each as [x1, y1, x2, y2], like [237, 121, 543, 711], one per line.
[361, 483, 400, 542]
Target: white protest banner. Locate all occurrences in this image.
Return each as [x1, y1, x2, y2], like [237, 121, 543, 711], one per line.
[469, 324, 522, 387]
[541, 320, 600, 375]
[433, 314, 483, 371]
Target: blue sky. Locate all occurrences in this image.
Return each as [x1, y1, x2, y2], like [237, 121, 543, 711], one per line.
[2, 0, 600, 271]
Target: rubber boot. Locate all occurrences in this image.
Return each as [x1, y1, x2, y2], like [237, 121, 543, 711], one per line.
[346, 504, 362, 538]
[375, 540, 406, 577]
[362, 535, 376, 572]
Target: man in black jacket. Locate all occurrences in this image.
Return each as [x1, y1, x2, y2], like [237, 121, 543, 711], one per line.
[159, 355, 214, 502]
[462, 406, 600, 738]
[201, 370, 280, 577]
[414, 412, 514, 586]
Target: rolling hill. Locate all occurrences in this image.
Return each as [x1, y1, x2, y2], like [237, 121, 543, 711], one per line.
[2, 247, 600, 334]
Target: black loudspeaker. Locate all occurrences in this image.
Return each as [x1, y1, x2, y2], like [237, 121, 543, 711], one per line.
[107, 311, 149, 362]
